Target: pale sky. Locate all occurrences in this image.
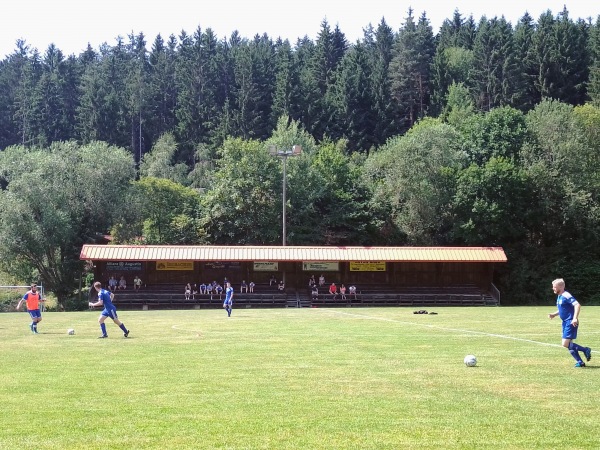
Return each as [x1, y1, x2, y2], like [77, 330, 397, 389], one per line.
[1, 0, 598, 59]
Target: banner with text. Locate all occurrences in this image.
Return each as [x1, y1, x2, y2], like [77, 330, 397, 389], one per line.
[203, 262, 241, 270]
[106, 261, 142, 272]
[253, 262, 279, 271]
[302, 261, 339, 272]
[349, 261, 386, 272]
[156, 261, 194, 271]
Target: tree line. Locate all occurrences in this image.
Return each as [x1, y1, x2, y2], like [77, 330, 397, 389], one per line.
[1, 7, 599, 158]
[1, 7, 600, 307]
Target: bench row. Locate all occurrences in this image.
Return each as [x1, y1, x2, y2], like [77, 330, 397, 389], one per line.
[115, 294, 290, 310]
[310, 293, 494, 307]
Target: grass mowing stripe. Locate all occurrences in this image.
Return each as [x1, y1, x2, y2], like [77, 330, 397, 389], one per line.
[326, 309, 572, 350]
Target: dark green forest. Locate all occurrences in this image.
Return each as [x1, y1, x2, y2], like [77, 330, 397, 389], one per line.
[1, 7, 600, 307]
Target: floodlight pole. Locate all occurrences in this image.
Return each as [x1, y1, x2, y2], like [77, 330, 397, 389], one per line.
[269, 145, 302, 290]
[282, 155, 288, 246]
[269, 145, 302, 247]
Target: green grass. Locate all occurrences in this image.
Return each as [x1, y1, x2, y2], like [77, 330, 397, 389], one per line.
[1, 306, 599, 449]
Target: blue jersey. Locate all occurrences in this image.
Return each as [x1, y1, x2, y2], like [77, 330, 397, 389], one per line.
[557, 291, 578, 321]
[98, 288, 115, 309]
[225, 286, 234, 302]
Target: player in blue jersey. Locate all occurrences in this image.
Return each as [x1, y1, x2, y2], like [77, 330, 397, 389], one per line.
[548, 278, 592, 367]
[89, 281, 130, 338]
[223, 281, 234, 317]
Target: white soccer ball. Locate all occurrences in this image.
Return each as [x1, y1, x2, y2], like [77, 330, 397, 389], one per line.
[464, 355, 477, 367]
[67, 328, 75, 335]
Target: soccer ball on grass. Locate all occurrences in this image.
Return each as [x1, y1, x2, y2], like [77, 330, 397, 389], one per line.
[67, 328, 75, 335]
[464, 355, 477, 367]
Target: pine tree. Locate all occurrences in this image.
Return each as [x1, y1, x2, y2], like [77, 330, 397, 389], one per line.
[470, 16, 518, 111]
[0, 41, 34, 148]
[552, 10, 589, 104]
[247, 33, 277, 140]
[125, 32, 149, 165]
[389, 9, 435, 128]
[369, 19, 399, 146]
[13, 49, 43, 146]
[175, 27, 225, 157]
[529, 10, 557, 101]
[36, 44, 78, 145]
[331, 43, 377, 152]
[530, 8, 589, 105]
[304, 20, 348, 140]
[512, 13, 538, 111]
[147, 34, 178, 146]
[271, 39, 299, 123]
[589, 16, 600, 105]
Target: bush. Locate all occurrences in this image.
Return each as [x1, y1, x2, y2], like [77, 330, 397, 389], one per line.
[61, 295, 89, 312]
[0, 288, 22, 312]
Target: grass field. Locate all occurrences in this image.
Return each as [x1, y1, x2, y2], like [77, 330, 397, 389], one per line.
[1, 306, 599, 449]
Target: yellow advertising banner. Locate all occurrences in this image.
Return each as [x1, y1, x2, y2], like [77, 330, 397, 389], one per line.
[349, 261, 386, 272]
[156, 261, 194, 271]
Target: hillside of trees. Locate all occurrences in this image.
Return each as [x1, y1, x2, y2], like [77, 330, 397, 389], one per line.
[1, 7, 600, 307]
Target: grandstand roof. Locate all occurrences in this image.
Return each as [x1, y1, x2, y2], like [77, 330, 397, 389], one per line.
[80, 245, 507, 263]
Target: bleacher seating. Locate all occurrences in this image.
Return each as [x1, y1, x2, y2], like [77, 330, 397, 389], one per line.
[110, 283, 497, 310]
[112, 283, 289, 310]
[308, 284, 497, 307]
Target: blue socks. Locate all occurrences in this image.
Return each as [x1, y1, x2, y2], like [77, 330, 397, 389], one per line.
[100, 323, 107, 336]
[568, 342, 584, 362]
[119, 323, 127, 333]
[571, 342, 586, 352]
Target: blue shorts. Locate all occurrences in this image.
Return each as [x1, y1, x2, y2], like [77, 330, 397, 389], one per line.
[28, 309, 42, 319]
[562, 320, 578, 340]
[223, 300, 232, 307]
[101, 306, 119, 320]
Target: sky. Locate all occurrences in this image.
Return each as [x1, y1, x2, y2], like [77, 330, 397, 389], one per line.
[1, 0, 598, 59]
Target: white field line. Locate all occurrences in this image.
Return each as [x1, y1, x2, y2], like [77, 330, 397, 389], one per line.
[327, 309, 597, 354]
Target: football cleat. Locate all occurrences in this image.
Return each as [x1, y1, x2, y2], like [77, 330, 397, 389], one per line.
[584, 347, 592, 362]
[124, 330, 130, 338]
[574, 361, 586, 368]
[98, 335, 108, 339]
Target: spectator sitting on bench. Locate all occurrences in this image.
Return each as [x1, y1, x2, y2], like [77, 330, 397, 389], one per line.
[311, 285, 319, 300]
[329, 282, 338, 300]
[340, 284, 347, 300]
[319, 274, 325, 287]
[118, 276, 127, 290]
[185, 283, 192, 300]
[199, 282, 207, 294]
[206, 282, 213, 299]
[270, 274, 277, 286]
[133, 275, 142, 291]
[349, 285, 357, 299]
[240, 280, 248, 293]
[278, 280, 285, 291]
[108, 276, 117, 292]
[216, 283, 223, 299]
[249, 281, 255, 293]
